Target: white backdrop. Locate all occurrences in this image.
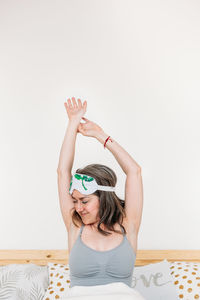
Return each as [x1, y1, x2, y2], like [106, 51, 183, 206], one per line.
[0, 0, 199, 249]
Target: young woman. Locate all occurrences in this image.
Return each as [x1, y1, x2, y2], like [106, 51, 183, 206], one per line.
[57, 97, 143, 289]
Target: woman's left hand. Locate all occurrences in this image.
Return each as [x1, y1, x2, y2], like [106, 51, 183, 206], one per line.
[64, 97, 87, 122]
[77, 117, 104, 138]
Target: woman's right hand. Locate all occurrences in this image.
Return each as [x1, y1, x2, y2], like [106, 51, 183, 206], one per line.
[77, 117, 104, 138]
[64, 97, 87, 122]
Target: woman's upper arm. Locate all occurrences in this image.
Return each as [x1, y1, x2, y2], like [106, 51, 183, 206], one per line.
[124, 169, 143, 235]
[57, 171, 74, 232]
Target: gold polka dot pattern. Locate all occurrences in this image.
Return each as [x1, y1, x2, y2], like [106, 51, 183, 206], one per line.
[43, 263, 71, 299]
[169, 261, 200, 299]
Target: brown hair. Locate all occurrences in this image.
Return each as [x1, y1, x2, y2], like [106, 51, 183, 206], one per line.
[70, 163, 126, 236]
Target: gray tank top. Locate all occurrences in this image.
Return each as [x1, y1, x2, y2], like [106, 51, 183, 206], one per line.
[69, 224, 136, 288]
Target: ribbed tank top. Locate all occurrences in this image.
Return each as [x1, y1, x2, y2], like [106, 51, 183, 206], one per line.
[69, 224, 136, 288]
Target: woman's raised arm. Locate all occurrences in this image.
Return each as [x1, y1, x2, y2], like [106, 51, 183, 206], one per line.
[76, 117, 143, 233]
[57, 119, 79, 173]
[57, 98, 87, 173]
[94, 131, 143, 234]
[56, 98, 87, 232]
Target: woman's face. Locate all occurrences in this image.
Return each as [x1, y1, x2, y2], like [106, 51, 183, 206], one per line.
[72, 189, 100, 225]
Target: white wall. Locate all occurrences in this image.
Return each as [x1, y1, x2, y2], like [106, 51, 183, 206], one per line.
[0, 0, 199, 250]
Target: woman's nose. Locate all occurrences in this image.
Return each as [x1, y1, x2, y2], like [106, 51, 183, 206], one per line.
[77, 203, 84, 212]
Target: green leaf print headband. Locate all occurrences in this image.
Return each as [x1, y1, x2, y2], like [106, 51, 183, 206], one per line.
[69, 173, 116, 195]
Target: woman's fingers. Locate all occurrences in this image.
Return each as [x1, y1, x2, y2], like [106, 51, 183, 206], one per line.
[77, 98, 82, 108]
[71, 97, 78, 107]
[64, 102, 70, 112]
[82, 116, 89, 122]
[67, 98, 73, 108]
[77, 123, 86, 135]
[66, 97, 77, 108]
[67, 97, 86, 108]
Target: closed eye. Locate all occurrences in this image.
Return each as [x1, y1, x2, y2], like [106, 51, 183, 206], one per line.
[73, 201, 88, 204]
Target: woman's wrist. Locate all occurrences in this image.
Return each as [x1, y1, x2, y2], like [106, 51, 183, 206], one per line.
[68, 118, 80, 127]
[95, 131, 110, 145]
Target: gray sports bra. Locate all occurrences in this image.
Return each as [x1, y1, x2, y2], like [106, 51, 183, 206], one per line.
[69, 224, 136, 288]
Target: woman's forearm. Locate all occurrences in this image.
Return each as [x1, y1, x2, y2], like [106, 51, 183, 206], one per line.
[95, 131, 141, 175]
[57, 119, 80, 173]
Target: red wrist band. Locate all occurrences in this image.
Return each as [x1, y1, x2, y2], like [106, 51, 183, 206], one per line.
[104, 136, 113, 149]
